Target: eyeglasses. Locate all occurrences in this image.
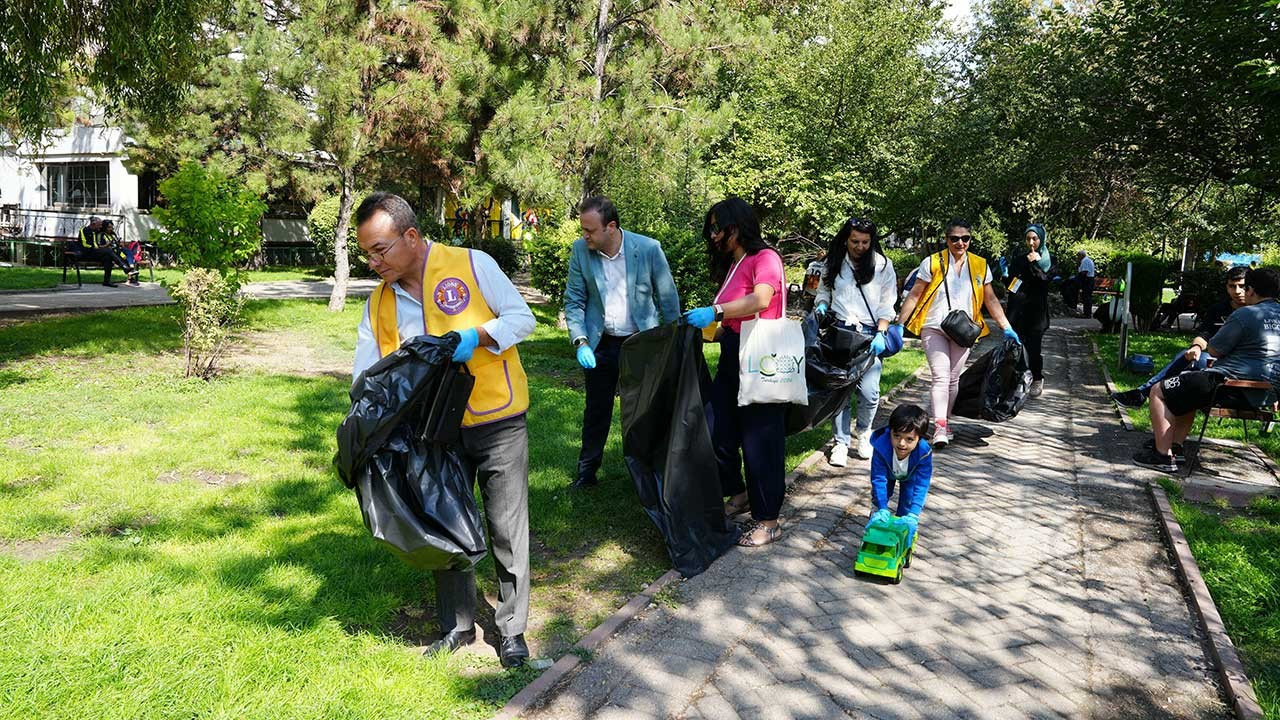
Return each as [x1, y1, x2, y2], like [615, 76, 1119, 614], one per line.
[363, 233, 404, 263]
[849, 217, 875, 233]
[946, 234, 972, 244]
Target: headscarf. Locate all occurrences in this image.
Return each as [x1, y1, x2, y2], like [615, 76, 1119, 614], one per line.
[1025, 224, 1051, 273]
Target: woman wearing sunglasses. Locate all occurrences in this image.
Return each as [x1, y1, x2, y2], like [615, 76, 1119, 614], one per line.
[813, 217, 898, 465]
[683, 197, 788, 547]
[896, 218, 1020, 447]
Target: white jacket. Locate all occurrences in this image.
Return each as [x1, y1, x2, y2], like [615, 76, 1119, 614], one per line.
[816, 252, 897, 327]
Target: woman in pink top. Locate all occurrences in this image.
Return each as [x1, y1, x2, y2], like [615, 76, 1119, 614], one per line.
[684, 197, 787, 548]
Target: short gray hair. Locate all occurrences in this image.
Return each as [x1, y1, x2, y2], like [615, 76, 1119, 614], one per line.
[355, 192, 418, 234]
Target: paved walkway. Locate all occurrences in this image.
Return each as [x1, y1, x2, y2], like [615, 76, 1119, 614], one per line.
[0, 279, 381, 316]
[527, 323, 1229, 720]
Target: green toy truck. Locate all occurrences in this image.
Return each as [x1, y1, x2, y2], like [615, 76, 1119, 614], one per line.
[853, 517, 915, 584]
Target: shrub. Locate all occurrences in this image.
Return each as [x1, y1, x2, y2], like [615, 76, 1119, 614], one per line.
[882, 249, 921, 286]
[1174, 265, 1227, 316]
[525, 220, 576, 303]
[1111, 251, 1170, 328]
[170, 268, 244, 379]
[152, 162, 266, 271]
[655, 227, 711, 308]
[308, 195, 378, 279]
[471, 235, 524, 276]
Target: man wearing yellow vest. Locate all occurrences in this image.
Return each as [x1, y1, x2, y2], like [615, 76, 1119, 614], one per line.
[351, 192, 537, 668]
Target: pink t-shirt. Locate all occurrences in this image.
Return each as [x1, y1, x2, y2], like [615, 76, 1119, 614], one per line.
[714, 248, 785, 333]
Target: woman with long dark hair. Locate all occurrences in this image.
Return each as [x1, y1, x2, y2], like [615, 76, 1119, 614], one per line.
[683, 197, 788, 547]
[814, 217, 897, 465]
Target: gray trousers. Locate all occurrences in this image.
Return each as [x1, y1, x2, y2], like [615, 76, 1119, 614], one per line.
[434, 414, 530, 637]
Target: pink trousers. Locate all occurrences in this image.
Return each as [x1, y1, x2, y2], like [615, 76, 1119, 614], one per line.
[921, 327, 971, 423]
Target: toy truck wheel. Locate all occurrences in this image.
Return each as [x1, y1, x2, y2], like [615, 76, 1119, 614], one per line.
[904, 547, 914, 569]
[891, 566, 903, 584]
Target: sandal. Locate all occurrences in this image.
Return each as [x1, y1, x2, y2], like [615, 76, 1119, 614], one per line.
[736, 523, 781, 547]
[724, 495, 751, 518]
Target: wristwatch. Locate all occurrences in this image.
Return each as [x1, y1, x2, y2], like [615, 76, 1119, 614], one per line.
[713, 304, 725, 322]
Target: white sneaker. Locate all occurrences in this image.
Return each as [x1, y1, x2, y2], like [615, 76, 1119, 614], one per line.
[932, 422, 950, 449]
[856, 433, 874, 460]
[1029, 379, 1044, 398]
[829, 443, 849, 467]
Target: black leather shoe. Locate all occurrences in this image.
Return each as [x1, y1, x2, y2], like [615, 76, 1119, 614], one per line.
[423, 628, 475, 657]
[102, 282, 119, 288]
[571, 474, 598, 489]
[500, 634, 530, 668]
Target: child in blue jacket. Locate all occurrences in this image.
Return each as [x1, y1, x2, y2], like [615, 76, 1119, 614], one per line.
[868, 403, 933, 544]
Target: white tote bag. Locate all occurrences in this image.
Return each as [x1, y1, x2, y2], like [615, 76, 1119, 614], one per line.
[734, 283, 808, 407]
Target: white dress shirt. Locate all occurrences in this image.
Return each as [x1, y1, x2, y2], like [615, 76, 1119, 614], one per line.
[915, 254, 992, 330]
[599, 238, 639, 336]
[816, 253, 897, 328]
[352, 247, 536, 381]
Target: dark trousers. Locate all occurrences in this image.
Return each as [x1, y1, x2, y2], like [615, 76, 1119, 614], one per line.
[1078, 273, 1095, 318]
[709, 330, 788, 522]
[1021, 325, 1045, 380]
[77, 247, 130, 283]
[434, 414, 530, 636]
[577, 333, 629, 481]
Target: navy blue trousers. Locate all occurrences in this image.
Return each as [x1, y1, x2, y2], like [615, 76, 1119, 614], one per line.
[709, 329, 788, 522]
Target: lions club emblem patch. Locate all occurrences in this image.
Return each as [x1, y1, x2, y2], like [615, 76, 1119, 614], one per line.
[434, 277, 471, 315]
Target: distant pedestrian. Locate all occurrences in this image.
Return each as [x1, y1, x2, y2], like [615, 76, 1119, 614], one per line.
[1006, 224, 1052, 397]
[1077, 249, 1096, 318]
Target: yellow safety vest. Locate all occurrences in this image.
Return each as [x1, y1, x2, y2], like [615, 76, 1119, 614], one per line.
[905, 251, 989, 340]
[369, 243, 530, 427]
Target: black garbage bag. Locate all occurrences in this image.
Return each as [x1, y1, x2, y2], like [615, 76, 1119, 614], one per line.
[786, 311, 878, 435]
[335, 335, 487, 571]
[618, 323, 741, 578]
[952, 338, 1033, 422]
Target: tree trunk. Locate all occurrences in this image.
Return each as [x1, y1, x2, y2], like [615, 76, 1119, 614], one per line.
[328, 167, 356, 312]
[580, 0, 613, 199]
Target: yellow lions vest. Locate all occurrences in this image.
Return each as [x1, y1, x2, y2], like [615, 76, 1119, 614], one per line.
[905, 251, 989, 339]
[369, 244, 529, 427]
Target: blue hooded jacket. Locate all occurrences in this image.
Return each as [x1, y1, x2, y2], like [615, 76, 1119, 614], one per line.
[869, 426, 933, 516]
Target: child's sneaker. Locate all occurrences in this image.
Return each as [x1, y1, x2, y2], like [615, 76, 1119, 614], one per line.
[856, 432, 873, 460]
[829, 443, 848, 467]
[931, 420, 950, 449]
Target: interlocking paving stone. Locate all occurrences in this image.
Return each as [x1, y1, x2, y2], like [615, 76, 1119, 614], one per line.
[525, 324, 1229, 720]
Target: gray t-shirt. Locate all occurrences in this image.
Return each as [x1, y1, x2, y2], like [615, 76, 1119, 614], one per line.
[1207, 299, 1280, 403]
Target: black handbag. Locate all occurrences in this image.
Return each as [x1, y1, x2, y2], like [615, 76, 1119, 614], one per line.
[940, 256, 982, 348]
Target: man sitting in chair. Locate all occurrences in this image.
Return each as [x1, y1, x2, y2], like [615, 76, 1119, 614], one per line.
[1132, 267, 1280, 473]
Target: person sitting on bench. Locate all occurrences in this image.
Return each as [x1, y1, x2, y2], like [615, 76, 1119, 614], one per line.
[101, 220, 140, 286]
[73, 216, 134, 287]
[1132, 267, 1280, 472]
[1112, 266, 1248, 409]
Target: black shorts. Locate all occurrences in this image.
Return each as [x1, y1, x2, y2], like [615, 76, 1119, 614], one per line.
[1159, 371, 1253, 416]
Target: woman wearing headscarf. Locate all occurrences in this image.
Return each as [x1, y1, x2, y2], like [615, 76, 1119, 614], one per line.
[813, 217, 897, 465]
[683, 197, 788, 547]
[1006, 224, 1051, 397]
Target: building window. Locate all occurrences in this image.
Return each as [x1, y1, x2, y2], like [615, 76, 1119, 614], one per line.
[45, 162, 110, 208]
[138, 170, 160, 211]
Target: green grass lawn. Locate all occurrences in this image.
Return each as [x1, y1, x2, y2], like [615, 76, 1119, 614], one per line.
[0, 300, 924, 720]
[1093, 331, 1280, 463]
[0, 265, 331, 291]
[1159, 480, 1280, 719]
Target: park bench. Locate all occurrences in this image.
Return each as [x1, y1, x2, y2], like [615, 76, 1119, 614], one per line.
[1186, 378, 1278, 476]
[59, 238, 156, 287]
[1093, 276, 1122, 303]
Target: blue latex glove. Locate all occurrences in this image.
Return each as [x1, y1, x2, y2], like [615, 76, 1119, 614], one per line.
[684, 306, 716, 329]
[1003, 326, 1021, 344]
[576, 344, 596, 369]
[869, 331, 887, 356]
[814, 302, 828, 317]
[452, 327, 480, 363]
[901, 513, 919, 533]
[870, 508, 892, 526]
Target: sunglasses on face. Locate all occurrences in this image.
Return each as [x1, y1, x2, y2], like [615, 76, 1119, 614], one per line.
[947, 234, 972, 244]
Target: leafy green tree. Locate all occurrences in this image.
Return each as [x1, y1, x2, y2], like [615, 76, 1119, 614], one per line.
[0, 0, 219, 142]
[152, 162, 267, 274]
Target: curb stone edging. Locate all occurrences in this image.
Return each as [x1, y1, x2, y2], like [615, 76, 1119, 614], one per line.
[495, 354, 933, 718]
[1147, 482, 1265, 720]
[1090, 336, 1135, 431]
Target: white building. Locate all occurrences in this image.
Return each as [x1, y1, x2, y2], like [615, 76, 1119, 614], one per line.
[0, 123, 308, 263]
